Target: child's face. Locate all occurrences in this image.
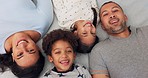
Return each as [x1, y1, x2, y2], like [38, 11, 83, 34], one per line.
[48, 40, 75, 72]
[74, 20, 96, 46]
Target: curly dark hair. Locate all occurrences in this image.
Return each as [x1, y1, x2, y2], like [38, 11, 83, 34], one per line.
[0, 51, 45, 78]
[42, 29, 78, 56]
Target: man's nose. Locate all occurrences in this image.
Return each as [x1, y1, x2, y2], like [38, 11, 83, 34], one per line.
[110, 14, 116, 18]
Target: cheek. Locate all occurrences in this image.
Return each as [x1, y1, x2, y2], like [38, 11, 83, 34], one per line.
[70, 54, 75, 60]
[92, 28, 96, 33]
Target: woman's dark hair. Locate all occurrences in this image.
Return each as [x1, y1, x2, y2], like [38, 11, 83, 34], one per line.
[0, 51, 45, 78]
[42, 29, 78, 56]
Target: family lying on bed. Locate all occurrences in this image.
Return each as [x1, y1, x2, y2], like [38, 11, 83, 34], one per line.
[1, 0, 148, 78]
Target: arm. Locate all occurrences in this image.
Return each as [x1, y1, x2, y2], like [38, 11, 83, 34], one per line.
[92, 74, 109, 78]
[89, 44, 109, 78]
[35, 0, 53, 18]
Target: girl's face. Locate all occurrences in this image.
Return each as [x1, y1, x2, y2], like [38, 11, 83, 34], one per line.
[74, 20, 96, 46]
[11, 32, 39, 68]
[48, 40, 75, 72]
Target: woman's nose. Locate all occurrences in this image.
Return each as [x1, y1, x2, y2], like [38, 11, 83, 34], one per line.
[19, 43, 29, 52]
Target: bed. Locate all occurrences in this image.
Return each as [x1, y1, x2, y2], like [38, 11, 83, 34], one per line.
[1, 0, 148, 77]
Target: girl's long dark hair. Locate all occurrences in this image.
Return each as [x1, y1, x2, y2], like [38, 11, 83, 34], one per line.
[91, 7, 98, 28]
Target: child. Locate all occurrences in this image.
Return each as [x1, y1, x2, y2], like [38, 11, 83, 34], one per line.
[42, 29, 92, 78]
[52, 0, 99, 53]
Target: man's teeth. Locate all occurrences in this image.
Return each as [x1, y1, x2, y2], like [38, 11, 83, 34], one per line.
[110, 18, 119, 24]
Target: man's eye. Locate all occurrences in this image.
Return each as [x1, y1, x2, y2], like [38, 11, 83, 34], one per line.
[103, 13, 108, 17]
[113, 9, 118, 12]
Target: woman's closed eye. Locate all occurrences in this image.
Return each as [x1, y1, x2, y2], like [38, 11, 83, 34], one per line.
[28, 49, 36, 54]
[17, 52, 23, 59]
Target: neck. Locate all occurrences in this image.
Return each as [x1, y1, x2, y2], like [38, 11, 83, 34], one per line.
[23, 30, 40, 42]
[4, 30, 40, 53]
[110, 27, 131, 38]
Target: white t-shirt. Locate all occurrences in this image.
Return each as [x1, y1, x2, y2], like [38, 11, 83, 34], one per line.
[52, 0, 98, 29]
[43, 64, 92, 78]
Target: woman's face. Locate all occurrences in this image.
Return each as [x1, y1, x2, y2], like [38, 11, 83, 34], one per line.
[11, 32, 39, 68]
[74, 20, 96, 46]
[48, 40, 75, 72]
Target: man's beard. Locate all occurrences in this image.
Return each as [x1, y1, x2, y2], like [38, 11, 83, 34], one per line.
[106, 21, 127, 34]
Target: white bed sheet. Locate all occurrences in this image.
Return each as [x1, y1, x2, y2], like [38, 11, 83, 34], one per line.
[1, 0, 148, 77]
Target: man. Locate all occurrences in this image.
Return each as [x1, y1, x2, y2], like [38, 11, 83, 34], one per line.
[89, 1, 148, 78]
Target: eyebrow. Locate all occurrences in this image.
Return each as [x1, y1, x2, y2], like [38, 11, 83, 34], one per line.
[101, 6, 120, 15]
[112, 6, 120, 10]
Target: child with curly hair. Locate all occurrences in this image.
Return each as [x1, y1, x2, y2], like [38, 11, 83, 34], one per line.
[42, 29, 91, 78]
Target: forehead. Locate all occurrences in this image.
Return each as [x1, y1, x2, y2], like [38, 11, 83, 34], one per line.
[100, 2, 122, 13]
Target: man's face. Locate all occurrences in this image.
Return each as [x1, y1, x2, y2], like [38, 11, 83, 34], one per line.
[100, 2, 128, 35]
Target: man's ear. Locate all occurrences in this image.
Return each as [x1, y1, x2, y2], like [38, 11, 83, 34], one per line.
[48, 56, 53, 63]
[124, 14, 128, 21]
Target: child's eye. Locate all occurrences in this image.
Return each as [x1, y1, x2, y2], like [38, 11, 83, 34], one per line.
[67, 49, 73, 53]
[55, 51, 61, 54]
[82, 32, 87, 37]
[67, 50, 72, 53]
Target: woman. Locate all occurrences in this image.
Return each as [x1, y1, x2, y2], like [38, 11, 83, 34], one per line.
[0, 0, 53, 78]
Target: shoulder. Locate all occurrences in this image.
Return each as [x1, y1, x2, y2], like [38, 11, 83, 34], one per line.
[132, 26, 148, 35]
[91, 39, 112, 52]
[43, 69, 52, 77]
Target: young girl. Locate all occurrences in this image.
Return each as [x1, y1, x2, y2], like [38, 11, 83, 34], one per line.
[42, 29, 92, 78]
[52, 0, 99, 53]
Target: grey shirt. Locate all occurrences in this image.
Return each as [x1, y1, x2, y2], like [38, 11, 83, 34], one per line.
[89, 26, 148, 78]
